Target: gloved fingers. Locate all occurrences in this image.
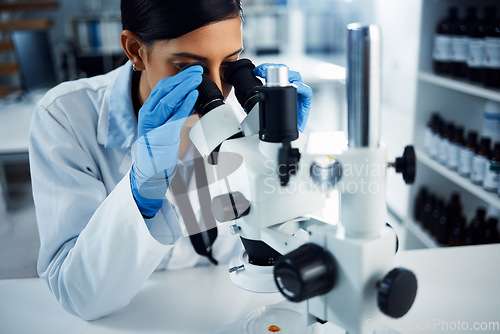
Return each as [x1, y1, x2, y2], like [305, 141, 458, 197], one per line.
[297, 101, 311, 133]
[165, 89, 199, 123]
[140, 74, 201, 134]
[297, 82, 312, 133]
[151, 90, 199, 144]
[294, 80, 312, 98]
[287, 70, 303, 83]
[154, 76, 200, 122]
[141, 66, 203, 113]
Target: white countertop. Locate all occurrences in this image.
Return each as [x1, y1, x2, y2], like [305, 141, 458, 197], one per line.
[0, 264, 285, 334]
[1, 244, 499, 334]
[0, 90, 46, 155]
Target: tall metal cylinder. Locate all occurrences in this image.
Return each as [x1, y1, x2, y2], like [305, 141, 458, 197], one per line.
[346, 24, 381, 148]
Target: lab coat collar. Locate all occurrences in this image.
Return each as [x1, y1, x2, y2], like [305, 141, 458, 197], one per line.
[97, 61, 138, 148]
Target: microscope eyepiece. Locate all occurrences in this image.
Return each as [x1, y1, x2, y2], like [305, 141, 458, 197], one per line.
[224, 59, 263, 112]
[181, 62, 224, 116]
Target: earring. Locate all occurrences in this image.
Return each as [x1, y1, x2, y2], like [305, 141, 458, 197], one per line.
[133, 64, 138, 71]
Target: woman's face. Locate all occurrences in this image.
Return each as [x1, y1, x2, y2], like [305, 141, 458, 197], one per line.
[139, 17, 243, 103]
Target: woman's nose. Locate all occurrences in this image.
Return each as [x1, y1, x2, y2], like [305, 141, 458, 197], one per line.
[208, 68, 223, 93]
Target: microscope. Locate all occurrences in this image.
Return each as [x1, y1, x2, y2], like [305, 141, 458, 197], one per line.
[188, 24, 418, 334]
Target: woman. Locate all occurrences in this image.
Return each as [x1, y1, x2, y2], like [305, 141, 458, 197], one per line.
[29, 0, 311, 320]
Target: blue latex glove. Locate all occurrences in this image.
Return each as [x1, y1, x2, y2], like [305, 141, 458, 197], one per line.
[253, 63, 312, 132]
[131, 65, 203, 218]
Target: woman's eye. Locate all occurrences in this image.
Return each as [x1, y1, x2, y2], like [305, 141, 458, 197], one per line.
[174, 63, 189, 70]
[221, 61, 237, 69]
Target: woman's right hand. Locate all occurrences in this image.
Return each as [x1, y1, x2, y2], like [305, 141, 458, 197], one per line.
[131, 65, 203, 218]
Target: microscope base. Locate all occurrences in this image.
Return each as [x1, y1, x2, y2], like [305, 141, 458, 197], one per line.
[228, 250, 278, 293]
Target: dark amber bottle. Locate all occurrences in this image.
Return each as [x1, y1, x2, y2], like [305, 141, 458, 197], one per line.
[449, 215, 467, 246]
[434, 7, 458, 74]
[467, 7, 495, 82]
[440, 122, 455, 166]
[436, 207, 451, 245]
[483, 8, 500, 87]
[431, 199, 445, 238]
[451, 7, 476, 78]
[448, 126, 465, 170]
[470, 137, 491, 185]
[458, 131, 479, 177]
[446, 192, 462, 225]
[483, 217, 500, 244]
[465, 207, 487, 245]
[422, 194, 436, 231]
[482, 142, 500, 192]
[413, 187, 428, 222]
[424, 113, 441, 155]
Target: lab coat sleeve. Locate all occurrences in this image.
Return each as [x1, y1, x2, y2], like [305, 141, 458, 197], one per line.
[29, 101, 174, 320]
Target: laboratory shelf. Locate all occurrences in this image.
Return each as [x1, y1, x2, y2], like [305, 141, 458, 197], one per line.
[407, 0, 500, 250]
[416, 148, 500, 211]
[404, 218, 441, 249]
[418, 71, 500, 102]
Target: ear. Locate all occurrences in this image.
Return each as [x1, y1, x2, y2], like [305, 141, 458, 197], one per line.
[121, 30, 147, 71]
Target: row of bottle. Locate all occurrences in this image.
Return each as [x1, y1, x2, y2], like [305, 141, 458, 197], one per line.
[432, 5, 500, 87]
[414, 188, 499, 246]
[424, 112, 500, 196]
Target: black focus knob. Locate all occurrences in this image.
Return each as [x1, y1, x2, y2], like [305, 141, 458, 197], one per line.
[391, 145, 416, 185]
[273, 243, 336, 302]
[377, 267, 418, 318]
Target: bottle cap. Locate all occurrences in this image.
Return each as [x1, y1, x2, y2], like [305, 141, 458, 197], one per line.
[467, 131, 478, 141]
[477, 207, 487, 217]
[480, 137, 492, 148]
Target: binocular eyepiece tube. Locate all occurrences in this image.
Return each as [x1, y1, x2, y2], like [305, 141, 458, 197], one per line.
[182, 59, 264, 116]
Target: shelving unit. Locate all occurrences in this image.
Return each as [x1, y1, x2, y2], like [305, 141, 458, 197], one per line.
[416, 149, 500, 211]
[418, 71, 500, 102]
[0, 1, 58, 97]
[406, 0, 500, 249]
[0, 2, 58, 11]
[68, 14, 123, 78]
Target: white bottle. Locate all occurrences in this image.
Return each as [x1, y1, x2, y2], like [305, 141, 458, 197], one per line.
[482, 101, 500, 143]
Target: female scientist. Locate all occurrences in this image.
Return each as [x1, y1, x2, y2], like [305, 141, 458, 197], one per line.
[29, 0, 312, 320]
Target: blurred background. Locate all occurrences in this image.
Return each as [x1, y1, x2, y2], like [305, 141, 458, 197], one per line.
[1, 0, 498, 279]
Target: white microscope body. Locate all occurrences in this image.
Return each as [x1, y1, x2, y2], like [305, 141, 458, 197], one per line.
[189, 24, 417, 334]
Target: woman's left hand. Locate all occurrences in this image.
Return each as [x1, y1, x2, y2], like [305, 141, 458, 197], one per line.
[253, 63, 312, 132]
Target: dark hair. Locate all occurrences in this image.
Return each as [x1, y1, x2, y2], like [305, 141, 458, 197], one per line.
[121, 0, 243, 46]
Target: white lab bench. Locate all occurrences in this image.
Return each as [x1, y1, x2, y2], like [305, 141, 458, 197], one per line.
[1, 244, 498, 334]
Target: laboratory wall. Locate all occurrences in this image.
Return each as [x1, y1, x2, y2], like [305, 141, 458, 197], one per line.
[374, 0, 421, 219]
[0, 0, 421, 279]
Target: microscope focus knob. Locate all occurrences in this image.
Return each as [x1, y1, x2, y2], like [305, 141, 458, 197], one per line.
[377, 267, 418, 318]
[273, 243, 336, 302]
[390, 145, 416, 185]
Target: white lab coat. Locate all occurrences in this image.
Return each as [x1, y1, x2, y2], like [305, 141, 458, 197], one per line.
[29, 62, 242, 320]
